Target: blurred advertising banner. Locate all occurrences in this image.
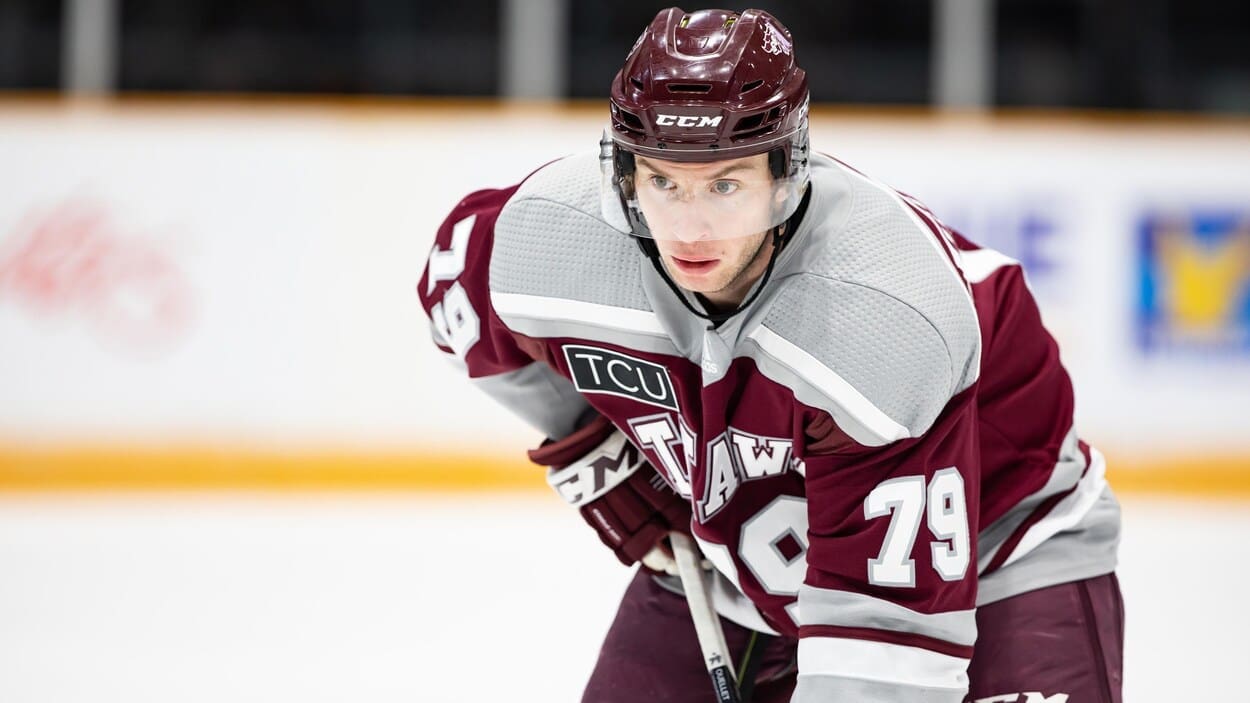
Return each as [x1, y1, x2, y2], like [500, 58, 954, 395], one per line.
[0, 198, 197, 357]
[1, 102, 1247, 490]
[1135, 210, 1250, 354]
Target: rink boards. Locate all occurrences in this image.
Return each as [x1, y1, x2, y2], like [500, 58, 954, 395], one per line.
[1, 99, 1248, 493]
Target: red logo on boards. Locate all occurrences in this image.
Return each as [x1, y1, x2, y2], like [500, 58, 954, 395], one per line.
[0, 199, 196, 355]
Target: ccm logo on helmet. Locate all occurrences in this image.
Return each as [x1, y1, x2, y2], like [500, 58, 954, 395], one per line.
[655, 114, 723, 128]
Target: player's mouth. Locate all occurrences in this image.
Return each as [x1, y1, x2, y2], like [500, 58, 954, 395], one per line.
[669, 256, 720, 275]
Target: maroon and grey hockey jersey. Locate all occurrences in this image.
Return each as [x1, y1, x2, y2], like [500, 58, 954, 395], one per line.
[418, 152, 1120, 702]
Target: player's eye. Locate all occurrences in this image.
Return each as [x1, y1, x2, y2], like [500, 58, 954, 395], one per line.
[649, 175, 674, 190]
[711, 180, 739, 195]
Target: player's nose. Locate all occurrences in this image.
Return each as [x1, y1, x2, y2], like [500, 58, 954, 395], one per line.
[669, 208, 714, 243]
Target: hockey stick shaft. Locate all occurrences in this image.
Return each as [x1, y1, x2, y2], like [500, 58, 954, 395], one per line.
[670, 532, 742, 703]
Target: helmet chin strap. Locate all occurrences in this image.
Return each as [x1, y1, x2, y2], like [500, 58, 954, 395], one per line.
[639, 185, 811, 326]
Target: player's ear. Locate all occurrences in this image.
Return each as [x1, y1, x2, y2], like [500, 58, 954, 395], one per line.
[619, 173, 636, 199]
[615, 148, 637, 199]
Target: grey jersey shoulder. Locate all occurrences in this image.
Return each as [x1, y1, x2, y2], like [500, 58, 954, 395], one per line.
[490, 153, 650, 311]
[476, 154, 658, 440]
[488, 153, 675, 351]
[753, 155, 981, 446]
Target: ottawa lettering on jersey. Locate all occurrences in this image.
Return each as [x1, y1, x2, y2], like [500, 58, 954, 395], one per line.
[630, 414, 804, 522]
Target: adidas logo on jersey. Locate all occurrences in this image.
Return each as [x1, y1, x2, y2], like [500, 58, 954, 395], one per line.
[564, 345, 679, 411]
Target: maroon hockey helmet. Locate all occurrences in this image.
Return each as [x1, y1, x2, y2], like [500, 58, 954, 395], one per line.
[601, 7, 811, 241]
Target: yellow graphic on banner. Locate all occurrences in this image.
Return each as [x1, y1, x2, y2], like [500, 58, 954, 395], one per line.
[1157, 219, 1250, 339]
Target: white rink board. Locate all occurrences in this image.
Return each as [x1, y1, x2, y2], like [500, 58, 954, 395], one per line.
[0, 493, 1243, 702]
[1, 105, 1248, 456]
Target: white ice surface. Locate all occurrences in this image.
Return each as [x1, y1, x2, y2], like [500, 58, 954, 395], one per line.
[0, 494, 1245, 702]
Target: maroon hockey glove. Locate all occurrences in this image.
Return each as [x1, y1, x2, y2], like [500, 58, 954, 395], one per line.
[529, 414, 692, 568]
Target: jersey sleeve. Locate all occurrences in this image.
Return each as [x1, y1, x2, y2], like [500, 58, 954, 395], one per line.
[761, 271, 981, 701]
[795, 395, 979, 702]
[417, 183, 591, 440]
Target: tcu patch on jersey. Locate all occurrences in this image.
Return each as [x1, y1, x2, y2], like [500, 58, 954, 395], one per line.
[564, 344, 679, 411]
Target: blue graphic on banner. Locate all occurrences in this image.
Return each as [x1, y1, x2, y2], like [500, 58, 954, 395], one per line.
[930, 198, 1068, 297]
[1136, 211, 1250, 354]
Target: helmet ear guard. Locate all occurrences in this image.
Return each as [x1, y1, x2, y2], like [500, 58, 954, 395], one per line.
[599, 140, 659, 258]
[598, 133, 654, 241]
[768, 148, 786, 180]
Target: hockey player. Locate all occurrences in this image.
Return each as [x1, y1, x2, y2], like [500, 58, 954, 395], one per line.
[418, 8, 1123, 702]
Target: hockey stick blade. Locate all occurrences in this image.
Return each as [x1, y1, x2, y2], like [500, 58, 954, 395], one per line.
[670, 532, 742, 703]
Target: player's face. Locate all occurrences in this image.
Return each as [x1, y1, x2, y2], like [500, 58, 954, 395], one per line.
[634, 154, 778, 307]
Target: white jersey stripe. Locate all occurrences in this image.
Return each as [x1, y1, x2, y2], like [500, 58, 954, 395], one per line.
[798, 586, 978, 646]
[975, 425, 1085, 573]
[491, 292, 667, 336]
[959, 248, 1020, 284]
[747, 325, 911, 444]
[1000, 446, 1109, 570]
[797, 636, 970, 690]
